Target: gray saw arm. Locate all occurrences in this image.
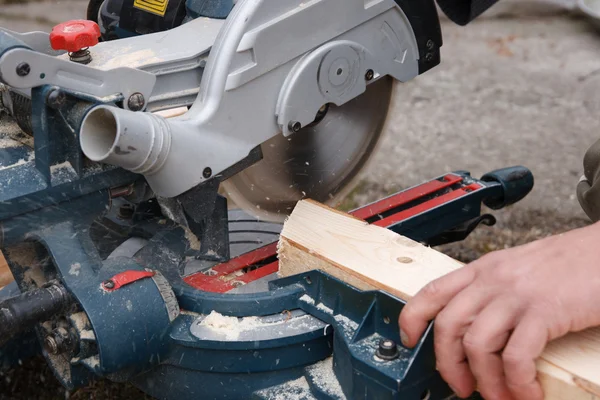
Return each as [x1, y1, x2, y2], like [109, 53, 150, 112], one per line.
[0, 0, 423, 199]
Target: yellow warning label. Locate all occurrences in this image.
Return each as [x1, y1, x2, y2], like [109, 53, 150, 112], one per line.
[133, 0, 169, 16]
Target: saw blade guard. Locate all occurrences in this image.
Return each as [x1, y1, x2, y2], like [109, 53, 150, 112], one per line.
[221, 77, 395, 222]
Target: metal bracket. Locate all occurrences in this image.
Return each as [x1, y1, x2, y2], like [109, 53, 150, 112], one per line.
[0, 48, 156, 109]
[425, 214, 496, 246]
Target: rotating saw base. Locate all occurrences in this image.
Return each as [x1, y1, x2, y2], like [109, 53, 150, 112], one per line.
[0, 168, 532, 400]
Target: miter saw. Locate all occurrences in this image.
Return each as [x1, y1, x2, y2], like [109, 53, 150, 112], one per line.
[0, 0, 534, 398]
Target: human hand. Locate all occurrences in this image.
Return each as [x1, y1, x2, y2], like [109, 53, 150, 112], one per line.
[398, 221, 600, 400]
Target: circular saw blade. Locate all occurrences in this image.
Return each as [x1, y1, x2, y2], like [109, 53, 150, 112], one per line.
[221, 76, 394, 222]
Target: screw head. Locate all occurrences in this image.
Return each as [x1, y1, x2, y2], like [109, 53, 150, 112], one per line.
[203, 167, 212, 179]
[44, 327, 75, 355]
[127, 93, 145, 111]
[46, 89, 66, 109]
[103, 279, 115, 289]
[365, 69, 374, 81]
[16, 62, 31, 77]
[376, 338, 399, 360]
[288, 121, 302, 133]
[426, 39, 435, 50]
[425, 53, 434, 62]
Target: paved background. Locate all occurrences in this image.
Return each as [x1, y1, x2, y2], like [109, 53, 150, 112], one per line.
[1, 0, 600, 398]
[355, 2, 600, 221]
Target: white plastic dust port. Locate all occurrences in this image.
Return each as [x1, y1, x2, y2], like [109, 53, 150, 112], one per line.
[80, 105, 171, 175]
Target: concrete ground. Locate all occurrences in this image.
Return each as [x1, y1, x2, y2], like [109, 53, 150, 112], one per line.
[1, 0, 600, 398]
[361, 4, 600, 222]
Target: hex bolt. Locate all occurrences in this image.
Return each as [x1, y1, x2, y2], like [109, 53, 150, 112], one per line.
[43, 327, 75, 355]
[288, 121, 302, 133]
[426, 39, 435, 50]
[44, 335, 59, 355]
[46, 89, 67, 110]
[16, 62, 31, 77]
[365, 69, 374, 81]
[376, 338, 399, 361]
[103, 280, 115, 289]
[127, 93, 145, 112]
[203, 167, 212, 179]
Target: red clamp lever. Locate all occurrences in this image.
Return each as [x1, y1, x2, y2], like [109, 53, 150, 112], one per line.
[50, 20, 101, 53]
[102, 270, 156, 292]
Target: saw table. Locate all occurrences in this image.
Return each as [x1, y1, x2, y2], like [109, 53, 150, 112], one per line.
[0, 161, 533, 399]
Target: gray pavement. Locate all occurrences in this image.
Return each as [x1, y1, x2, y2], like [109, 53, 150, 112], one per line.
[360, 7, 600, 223]
[0, 1, 88, 32]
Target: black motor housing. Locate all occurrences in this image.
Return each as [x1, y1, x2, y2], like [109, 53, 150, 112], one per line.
[90, 0, 234, 40]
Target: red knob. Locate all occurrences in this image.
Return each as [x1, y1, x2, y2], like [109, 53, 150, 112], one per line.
[49, 20, 101, 53]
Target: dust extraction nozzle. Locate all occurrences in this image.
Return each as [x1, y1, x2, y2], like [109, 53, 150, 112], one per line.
[80, 105, 171, 175]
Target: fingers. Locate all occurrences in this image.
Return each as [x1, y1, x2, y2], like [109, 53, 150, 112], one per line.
[433, 282, 490, 397]
[399, 266, 477, 348]
[502, 313, 547, 400]
[462, 298, 521, 400]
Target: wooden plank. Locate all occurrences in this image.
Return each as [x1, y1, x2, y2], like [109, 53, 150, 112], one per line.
[277, 199, 464, 299]
[154, 106, 188, 119]
[0, 250, 13, 289]
[277, 199, 600, 400]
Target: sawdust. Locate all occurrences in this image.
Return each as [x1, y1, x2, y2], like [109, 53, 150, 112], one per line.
[50, 161, 77, 184]
[13, 243, 49, 289]
[256, 376, 314, 400]
[96, 48, 162, 70]
[183, 227, 201, 251]
[78, 329, 96, 341]
[299, 295, 334, 315]
[49, 161, 72, 173]
[198, 311, 262, 340]
[299, 294, 315, 305]
[305, 358, 346, 399]
[69, 312, 90, 332]
[333, 314, 359, 340]
[82, 355, 100, 370]
[22, 267, 45, 287]
[0, 154, 33, 171]
[68, 262, 81, 276]
[316, 303, 333, 315]
[0, 136, 26, 149]
[47, 354, 71, 387]
[0, 115, 33, 149]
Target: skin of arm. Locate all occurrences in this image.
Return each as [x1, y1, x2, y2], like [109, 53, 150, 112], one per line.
[398, 220, 600, 400]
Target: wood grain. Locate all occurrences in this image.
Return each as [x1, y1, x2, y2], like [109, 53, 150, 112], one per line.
[277, 199, 600, 400]
[0, 250, 13, 289]
[277, 199, 464, 300]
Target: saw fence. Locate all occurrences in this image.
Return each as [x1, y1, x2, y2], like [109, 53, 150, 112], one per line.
[277, 199, 600, 400]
